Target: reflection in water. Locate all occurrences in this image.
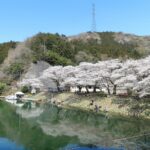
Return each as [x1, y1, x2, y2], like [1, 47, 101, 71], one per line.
[36, 104, 150, 149]
[16, 103, 150, 149]
[0, 138, 25, 150]
[63, 144, 125, 150]
[0, 101, 150, 150]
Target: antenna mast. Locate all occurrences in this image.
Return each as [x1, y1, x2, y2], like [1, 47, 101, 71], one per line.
[92, 3, 96, 32]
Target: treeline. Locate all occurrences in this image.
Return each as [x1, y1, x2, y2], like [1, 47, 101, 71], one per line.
[71, 32, 141, 61]
[28, 33, 74, 66]
[98, 32, 140, 59]
[28, 32, 141, 65]
[0, 32, 142, 66]
[0, 41, 17, 64]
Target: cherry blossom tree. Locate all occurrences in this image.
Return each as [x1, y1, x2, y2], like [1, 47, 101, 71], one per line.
[40, 66, 63, 91]
[18, 78, 44, 89]
[17, 55, 150, 98]
[134, 76, 150, 98]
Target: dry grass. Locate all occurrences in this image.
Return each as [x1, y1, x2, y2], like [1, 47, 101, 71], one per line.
[53, 92, 129, 116]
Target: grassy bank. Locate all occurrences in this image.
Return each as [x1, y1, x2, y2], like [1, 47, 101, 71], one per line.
[49, 92, 150, 119]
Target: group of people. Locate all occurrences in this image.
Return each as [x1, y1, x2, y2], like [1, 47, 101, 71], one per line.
[89, 99, 100, 113]
[89, 99, 109, 114]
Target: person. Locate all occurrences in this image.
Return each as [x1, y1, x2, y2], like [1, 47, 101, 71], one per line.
[89, 99, 94, 106]
[94, 104, 99, 113]
[53, 100, 56, 104]
[104, 106, 109, 119]
[104, 106, 108, 113]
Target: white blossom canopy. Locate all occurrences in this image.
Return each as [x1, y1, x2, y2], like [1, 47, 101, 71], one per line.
[18, 55, 150, 97]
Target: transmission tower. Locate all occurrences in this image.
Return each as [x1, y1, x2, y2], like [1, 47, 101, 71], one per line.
[91, 3, 97, 32]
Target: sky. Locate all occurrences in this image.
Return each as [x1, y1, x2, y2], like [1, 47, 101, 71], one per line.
[0, 0, 150, 43]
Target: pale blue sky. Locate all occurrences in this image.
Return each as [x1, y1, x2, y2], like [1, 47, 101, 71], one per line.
[0, 0, 150, 43]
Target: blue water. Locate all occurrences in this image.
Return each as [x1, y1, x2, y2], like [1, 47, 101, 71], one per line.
[0, 138, 125, 150]
[0, 138, 25, 150]
[63, 144, 125, 150]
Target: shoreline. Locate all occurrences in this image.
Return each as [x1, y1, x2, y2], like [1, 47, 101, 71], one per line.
[2, 91, 150, 120]
[46, 92, 150, 120]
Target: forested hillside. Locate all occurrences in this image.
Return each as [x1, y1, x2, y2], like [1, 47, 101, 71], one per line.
[0, 41, 17, 64]
[0, 32, 143, 66]
[28, 32, 141, 65]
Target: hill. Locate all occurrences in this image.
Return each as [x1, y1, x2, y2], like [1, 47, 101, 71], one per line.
[23, 31, 143, 65]
[1, 31, 150, 66]
[0, 41, 17, 64]
[0, 31, 150, 81]
[114, 32, 150, 54]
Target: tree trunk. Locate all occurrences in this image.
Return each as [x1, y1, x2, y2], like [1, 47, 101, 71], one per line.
[107, 87, 111, 95]
[56, 81, 60, 92]
[113, 85, 117, 95]
[93, 86, 97, 93]
[78, 86, 82, 93]
[86, 86, 89, 93]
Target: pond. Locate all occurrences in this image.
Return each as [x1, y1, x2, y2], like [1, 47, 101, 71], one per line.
[0, 101, 149, 150]
[0, 138, 25, 150]
[0, 139, 124, 150]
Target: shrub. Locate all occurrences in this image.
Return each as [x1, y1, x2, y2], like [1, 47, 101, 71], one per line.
[0, 82, 6, 95]
[21, 86, 29, 93]
[43, 51, 72, 66]
[145, 110, 150, 117]
[128, 103, 143, 117]
[5, 63, 24, 80]
[97, 91, 107, 97]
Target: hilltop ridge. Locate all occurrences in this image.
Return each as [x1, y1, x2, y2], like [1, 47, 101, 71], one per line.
[0, 31, 150, 81]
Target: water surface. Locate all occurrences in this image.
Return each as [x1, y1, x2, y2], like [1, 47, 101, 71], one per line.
[0, 138, 25, 150]
[0, 101, 149, 150]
